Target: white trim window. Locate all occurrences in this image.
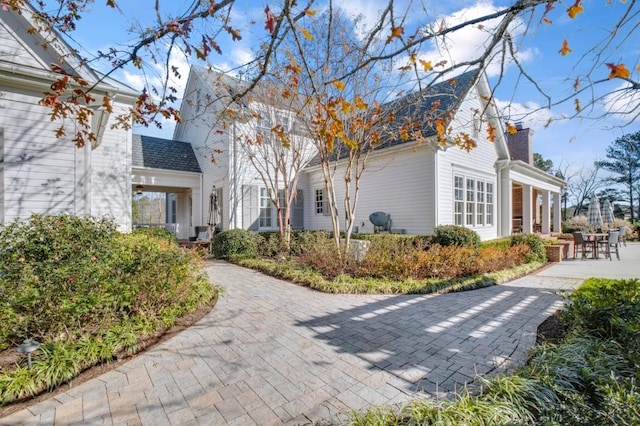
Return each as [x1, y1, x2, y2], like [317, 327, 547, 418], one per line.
[315, 188, 330, 216]
[466, 178, 475, 226]
[259, 188, 273, 228]
[454, 175, 494, 227]
[454, 176, 464, 226]
[486, 182, 494, 225]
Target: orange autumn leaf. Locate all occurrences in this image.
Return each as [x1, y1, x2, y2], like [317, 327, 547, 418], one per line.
[606, 63, 631, 79]
[637, 64, 640, 72]
[567, 1, 584, 18]
[506, 122, 518, 135]
[305, 9, 316, 16]
[102, 96, 113, 113]
[487, 123, 496, 142]
[559, 39, 572, 56]
[354, 96, 368, 110]
[386, 26, 404, 44]
[573, 77, 580, 91]
[419, 60, 433, 71]
[297, 25, 313, 40]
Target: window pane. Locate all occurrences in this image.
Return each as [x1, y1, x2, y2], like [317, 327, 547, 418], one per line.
[315, 189, 324, 214]
[259, 188, 272, 228]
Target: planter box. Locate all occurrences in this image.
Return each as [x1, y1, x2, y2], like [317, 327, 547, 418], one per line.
[545, 241, 573, 262]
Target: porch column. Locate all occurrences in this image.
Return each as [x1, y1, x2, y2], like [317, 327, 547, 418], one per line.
[191, 186, 203, 231]
[522, 184, 533, 234]
[541, 189, 551, 234]
[500, 171, 512, 236]
[175, 192, 191, 240]
[552, 191, 562, 233]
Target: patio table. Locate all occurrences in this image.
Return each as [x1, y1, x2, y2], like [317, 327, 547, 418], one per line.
[584, 233, 608, 259]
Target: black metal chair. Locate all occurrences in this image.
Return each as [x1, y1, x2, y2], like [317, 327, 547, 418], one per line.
[369, 211, 392, 233]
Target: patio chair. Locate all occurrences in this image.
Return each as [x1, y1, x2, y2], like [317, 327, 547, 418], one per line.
[618, 226, 627, 247]
[572, 231, 593, 260]
[369, 211, 392, 233]
[598, 230, 620, 261]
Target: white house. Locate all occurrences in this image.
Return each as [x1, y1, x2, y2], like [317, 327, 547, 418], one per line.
[0, 4, 138, 231]
[170, 66, 564, 240]
[302, 70, 565, 239]
[172, 66, 312, 235]
[0, 0, 564, 241]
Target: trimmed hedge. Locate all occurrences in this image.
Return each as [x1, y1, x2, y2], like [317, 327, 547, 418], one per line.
[432, 225, 481, 248]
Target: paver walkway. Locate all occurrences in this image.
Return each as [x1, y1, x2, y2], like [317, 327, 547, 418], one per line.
[4, 243, 639, 425]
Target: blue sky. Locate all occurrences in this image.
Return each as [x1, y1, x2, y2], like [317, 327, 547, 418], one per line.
[57, 0, 639, 174]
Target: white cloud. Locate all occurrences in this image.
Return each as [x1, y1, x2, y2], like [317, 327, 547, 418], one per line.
[601, 81, 640, 121]
[494, 98, 555, 130]
[419, 1, 536, 77]
[123, 48, 191, 138]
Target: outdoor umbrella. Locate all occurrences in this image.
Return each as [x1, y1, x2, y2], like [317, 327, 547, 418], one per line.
[601, 198, 614, 225]
[207, 188, 221, 230]
[587, 194, 603, 229]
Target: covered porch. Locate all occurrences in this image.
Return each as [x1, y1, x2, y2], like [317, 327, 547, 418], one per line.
[131, 168, 203, 241]
[498, 160, 565, 237]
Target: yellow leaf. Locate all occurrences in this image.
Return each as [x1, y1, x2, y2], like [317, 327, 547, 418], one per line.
[305, 9, 316, 16]
[559, 39, 572, 56]
[419, 59, 433, 72]
[574, 98, 581, 113]
[298, 25, 313, 40]
[636, 64, 640, 72]
[567, 1, 584, 18]
[606, 63, 631, 79]
[506, 122, 517, 135]
[435, 119, 445, 138]
[332, 80, 345, 91]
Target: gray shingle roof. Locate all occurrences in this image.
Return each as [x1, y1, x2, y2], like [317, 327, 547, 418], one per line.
[306, 69, 480, 167]
[132, 135, 202, 173]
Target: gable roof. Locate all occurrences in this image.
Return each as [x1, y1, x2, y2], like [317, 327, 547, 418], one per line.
[132, 135, 202, 173]
[377, 68, 480, 150]
[306, 69, 481, 167]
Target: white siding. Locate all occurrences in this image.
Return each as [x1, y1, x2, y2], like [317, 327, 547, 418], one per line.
[437, 87, 499, 240]
[0, 90, 79, 222]
[305, 146, 436, 235]
[90, 102, 132, 231]
[0, 87, 133, 231]
[0, 20, 48, 71]
[174, 73, 231, 229]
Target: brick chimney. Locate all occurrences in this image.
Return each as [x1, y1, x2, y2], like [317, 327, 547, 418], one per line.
[506, 122, 534, 165]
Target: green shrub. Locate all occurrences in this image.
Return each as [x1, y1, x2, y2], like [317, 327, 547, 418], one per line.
[0, 214, 215, 402]
[432, 225, 481, 248]
[509, 233, 546, 263]
[0, 214, 213, 350]
[133, 226, 178, 243]
[562, 278, 640, 345]
[212, 229, 259, 259]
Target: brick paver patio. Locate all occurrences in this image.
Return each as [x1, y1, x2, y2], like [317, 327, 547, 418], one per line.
[5, 253, 622, 425]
